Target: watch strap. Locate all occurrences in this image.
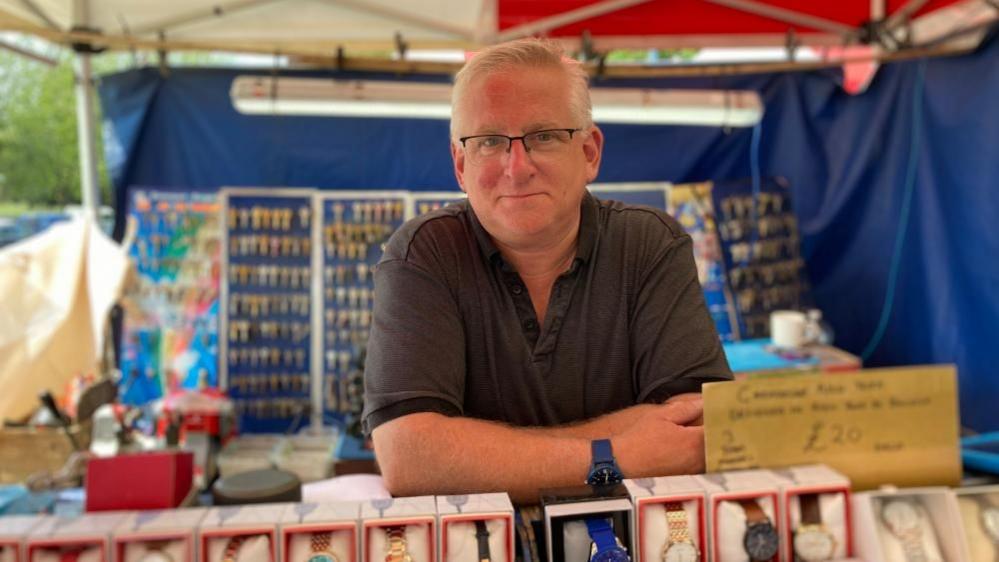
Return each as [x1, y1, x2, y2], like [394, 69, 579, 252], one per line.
[474, 520, 492, 562]
[384, 526, 409, 562]
[311, 531, 332, 553]
[737, 498, 769, 525]
[799, 493, 822, 526]
[222, 535, 246, 562]
[586, 517, 618, 555]
[663, 502, 692, 544]
[592, 439, 614, 464]
[60, 549, 84, 562]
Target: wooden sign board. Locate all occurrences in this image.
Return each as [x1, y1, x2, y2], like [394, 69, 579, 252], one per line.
[703, 365, 961, 490]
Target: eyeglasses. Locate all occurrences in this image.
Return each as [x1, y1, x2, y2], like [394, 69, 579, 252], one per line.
[458, 128, 581, 162]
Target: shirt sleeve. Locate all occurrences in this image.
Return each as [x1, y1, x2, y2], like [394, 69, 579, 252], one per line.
[361, 257, 467, 435]
[630, 232, 733, 404]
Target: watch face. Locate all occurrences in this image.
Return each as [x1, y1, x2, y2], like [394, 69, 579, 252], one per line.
[982, 506, 999, 541]
[663, 540, 700, 562]
[793, 527, 836, 561]
[307, 554, 338, 562]
[587, 467, 623, 486]
[882, 499, 920, 534]
[743, 522, 779, 561]
[591, 546, 632, 562]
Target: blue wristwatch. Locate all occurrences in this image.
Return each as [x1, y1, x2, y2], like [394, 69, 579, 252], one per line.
[585, 517, 631, 562]
[586, 439, 624, 486]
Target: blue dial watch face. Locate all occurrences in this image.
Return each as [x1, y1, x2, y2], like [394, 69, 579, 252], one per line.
[591, 546, 632, 562]
[307, 555, 337, 562]
[744, 522, 779, 561]
[587, 466, 623, 486]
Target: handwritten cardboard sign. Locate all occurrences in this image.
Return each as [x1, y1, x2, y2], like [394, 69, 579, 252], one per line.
[703, 365, 961, 490]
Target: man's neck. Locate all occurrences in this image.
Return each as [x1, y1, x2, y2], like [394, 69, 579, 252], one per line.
[493, 218, 580, 279]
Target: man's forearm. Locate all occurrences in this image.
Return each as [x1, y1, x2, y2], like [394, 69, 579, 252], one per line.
[521, 402, 657, 439]
[373, 412, 593, 504]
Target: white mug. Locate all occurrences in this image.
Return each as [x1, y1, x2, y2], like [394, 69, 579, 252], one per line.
[770, 310, 809, 348]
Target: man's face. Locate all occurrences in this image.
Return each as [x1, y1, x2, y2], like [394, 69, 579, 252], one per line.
[450, 66, 603, 247]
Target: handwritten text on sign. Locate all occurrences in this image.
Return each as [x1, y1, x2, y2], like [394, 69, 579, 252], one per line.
[703, 365, 961, 490]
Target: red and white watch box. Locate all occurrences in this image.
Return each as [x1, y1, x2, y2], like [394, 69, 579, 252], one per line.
[112, 507, 209, 562]
[26, 512, 129, 562]
[436, 493, 515, 562]
[360, 496, 436, 562]
[200, 503, 292, 562]
[853, 487, 970, 562]
[769, 464, 852, 561]
[697, 469, 784, 562]
[624, 476, 707, 562]
[278, 501, 360, 562]
[0, 515, 49, 562]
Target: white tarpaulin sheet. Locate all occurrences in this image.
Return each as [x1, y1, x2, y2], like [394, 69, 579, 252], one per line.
[0, 217, 128, 422]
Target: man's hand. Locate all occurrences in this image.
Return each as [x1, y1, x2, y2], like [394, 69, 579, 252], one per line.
[612, 397, 706, 477]
[664, 392, 704, 426]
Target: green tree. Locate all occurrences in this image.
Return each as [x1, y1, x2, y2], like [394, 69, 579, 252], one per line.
[0, 47, 114, 207]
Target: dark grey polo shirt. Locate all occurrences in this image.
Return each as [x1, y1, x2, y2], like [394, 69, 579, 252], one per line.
[361, 192, 732, 435]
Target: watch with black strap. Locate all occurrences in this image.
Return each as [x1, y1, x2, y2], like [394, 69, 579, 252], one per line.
[736, 499, 779, 562]
[474, 520, 492, 562]
[586, 439, 624, 487]
[793, 493, 836, 561]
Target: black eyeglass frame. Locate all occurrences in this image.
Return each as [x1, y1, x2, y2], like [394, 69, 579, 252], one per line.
[458, 128, 582, 153]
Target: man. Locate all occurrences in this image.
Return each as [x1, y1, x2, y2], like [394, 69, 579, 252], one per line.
[362, 38, 732, 504]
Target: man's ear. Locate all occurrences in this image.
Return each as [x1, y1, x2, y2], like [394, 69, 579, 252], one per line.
[451, 140, 467, 193]
[582, 125, 604, 183]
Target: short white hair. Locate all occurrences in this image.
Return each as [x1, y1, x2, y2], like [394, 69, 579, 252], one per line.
[450, 38, 592, 140]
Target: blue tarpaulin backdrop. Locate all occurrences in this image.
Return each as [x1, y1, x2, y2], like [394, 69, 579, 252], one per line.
[99, 29, 999, 432]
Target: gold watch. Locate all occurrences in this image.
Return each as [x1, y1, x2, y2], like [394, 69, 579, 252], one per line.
[384, 526, 412, 562]
[661, 502, 700, 562]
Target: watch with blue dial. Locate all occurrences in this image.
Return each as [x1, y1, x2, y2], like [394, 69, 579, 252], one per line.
[586, 439, 624, 486]
[586, 517, 631, 562]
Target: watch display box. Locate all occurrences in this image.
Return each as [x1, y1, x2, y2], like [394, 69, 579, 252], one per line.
[436, 493, 515, 562]
[955, 485, 999, 562]
[200, 503, 292, 562]
[0, 515, 47, 562]
[852, 487, 969, 562]
[623, 476, 707, 562]
[85, 451, 195, 512]
[26, 512, 129, 562]
[278, 501, 360, 562]
[698, 470, 784, 562]
[112, 507, 209, 562]
[769, 465, 852, 561]
[540, 484, 634, 562]
[360, 496, 436, 562]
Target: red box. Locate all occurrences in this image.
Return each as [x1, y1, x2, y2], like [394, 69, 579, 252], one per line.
[85, 451, 194, 512]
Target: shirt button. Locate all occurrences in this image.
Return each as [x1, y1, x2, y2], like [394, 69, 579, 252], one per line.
[523, 319, 537, 330]
[510, 284, 523, 295]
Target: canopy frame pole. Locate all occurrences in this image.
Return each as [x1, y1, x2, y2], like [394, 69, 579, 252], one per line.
[73, 0, 101, 220]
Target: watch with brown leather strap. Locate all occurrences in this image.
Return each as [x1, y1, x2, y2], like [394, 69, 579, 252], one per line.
[736, 499, 779, 562]
[793, 493, 836, 561]
[221, 535, 247, 562]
